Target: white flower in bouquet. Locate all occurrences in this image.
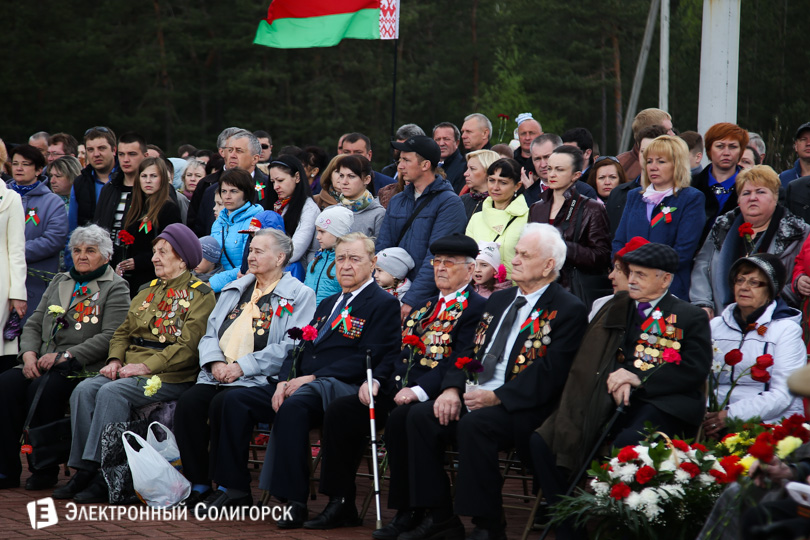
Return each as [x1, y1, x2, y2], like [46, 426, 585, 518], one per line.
[698, 473, 715, 485]
[642, 502, 664, 521]
[635, 446, 655, 467]
[591, 479, 609, 496]
[711, 359, 726, 374]
[616, 463, 639, 483]
[625, 492, 643, 510]
[659, 484, 685, 499]
[640, 487, 660, 506]
[674, 469, 691, 484]
[658, 458, 676, 472]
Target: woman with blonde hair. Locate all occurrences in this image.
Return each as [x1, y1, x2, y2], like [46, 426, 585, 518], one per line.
[612, 135, 707, 300]
[459, 149, 500, 222]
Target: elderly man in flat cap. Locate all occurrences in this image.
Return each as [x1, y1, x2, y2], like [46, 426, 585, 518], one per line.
[396, 223, 588, 540]
[531, 241, 712, 540]
[303, 233, 486, 532]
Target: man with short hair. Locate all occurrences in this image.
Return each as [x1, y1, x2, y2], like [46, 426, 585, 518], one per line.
[177, 144, 197, 159]
[304, 234, 486, 532]
[187, 127, 243, 233]
[561, 127, 595, 172]
[47, 133, 79, 164]
[679, 131, 704, 175]
[28, 131, 50, 158]
[779, 122, 810, 188]
[460, 113, 492, 152]
[376, 136, 467, 320]
[69, 127, 119, 232]
[513, 113, 543, 177]
[605, 125, 669, 237]
[94, 132, 147, 261]
[523, 134, 597, 206]
[401, 224, 588, 540]
[382, 124, 426, 178]
[748, 132, 766, 164]
[617, 108, 674, 179]
[531, 242, 711, 540]
[254, 130, 273, 163]
[341, 132, 395, 191]
[432, 122, 466, 194]
[691, 122, 749, 243]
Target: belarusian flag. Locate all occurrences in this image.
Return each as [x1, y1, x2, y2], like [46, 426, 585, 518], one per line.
[255, 0, 400, 49]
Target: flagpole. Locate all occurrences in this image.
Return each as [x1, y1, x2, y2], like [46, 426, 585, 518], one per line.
[390, 38, 398, 141]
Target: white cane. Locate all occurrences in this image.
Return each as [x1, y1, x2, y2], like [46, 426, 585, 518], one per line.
[365, 348, 383, 529]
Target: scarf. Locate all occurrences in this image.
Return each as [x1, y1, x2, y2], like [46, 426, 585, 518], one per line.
[219, 279, 279, 364]
[642, 184, 673, 221]
[470, 191, 489, 202]
[9, 180, 40, 198]
[273, 197, 290, 215]
[340, 190, 373, 212]
[732, 303, 769, 333]
[69, 263, 109, 285]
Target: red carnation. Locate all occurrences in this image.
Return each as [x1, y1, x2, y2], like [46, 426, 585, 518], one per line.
[610, 482, 631, 500]
[717, 455, 744, 483]
[755, 354, 774, 368]
[403, 335, 426, 354]
[751, 366, 772, 384]
[671, 439, 690, 452]
[749, 432, 775, 462]
[118, 230, 135, 246]
[301, 325, 318, 342]
[738, 222, 755, 238]
[691, 443, 708, 452]
[455, 356, 473, 370]
[724, 349, 743, 366]
[662, 348, 681, 365]
[617, 446, 639, 463]
[680, 462, 701, 478]
[635, 465, 657, 485]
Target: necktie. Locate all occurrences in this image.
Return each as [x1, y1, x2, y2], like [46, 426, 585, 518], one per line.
[479, 296, 528, 383]
[315, 292, 352, 344]
[637, 301, 651, 321]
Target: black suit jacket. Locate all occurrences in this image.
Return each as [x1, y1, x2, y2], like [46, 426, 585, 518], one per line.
[443, 149, 467, 194]
[278, 282, 401, 384]
[691, 165, 741, 245]
[442, 282, 588, 413]
[374, 285, 486, 399]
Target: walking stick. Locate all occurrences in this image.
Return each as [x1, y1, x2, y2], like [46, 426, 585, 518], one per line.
[365, 349, 383, 529]
[538, 402, 627, 540]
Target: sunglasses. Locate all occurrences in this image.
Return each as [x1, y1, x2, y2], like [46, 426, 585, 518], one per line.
[594, 155, 620, 165]
[261, 144, 270, 150]
[84, 126, 111, 137]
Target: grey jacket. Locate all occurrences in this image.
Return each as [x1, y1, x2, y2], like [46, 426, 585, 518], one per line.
[18, 266, 131, 370]
[196, 272, 316, 387]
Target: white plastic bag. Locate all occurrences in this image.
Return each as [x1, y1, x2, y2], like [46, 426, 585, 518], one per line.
[146, 422, 183, 472]
[123, 430, 191, 508]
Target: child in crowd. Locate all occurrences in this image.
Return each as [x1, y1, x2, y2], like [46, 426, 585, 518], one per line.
[193, 236, 223, 282]
[305, 206, 354, 305]
[213, 192, 224, 221]
[374, 247, 415, 303]
[472, 241, 509, 298]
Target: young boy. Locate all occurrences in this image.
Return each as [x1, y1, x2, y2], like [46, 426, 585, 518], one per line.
[374, 247, 415, 304]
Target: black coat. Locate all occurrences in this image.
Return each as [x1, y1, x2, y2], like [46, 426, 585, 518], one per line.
[443, 149, 468, 194]
[187, 170, 222, 236]
[691, 165, 741, 245]
[278, 282, 402, 384]
[605, 176, 640, 238]
[785, 175, 810, 225]
[443, 282, 588, 414]
[374, 285, 486, 398]
[120, 200, 182, 296]
[524, 180, 597, 207]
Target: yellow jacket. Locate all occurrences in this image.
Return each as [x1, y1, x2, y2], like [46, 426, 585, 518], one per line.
[465, 196, 529, 279]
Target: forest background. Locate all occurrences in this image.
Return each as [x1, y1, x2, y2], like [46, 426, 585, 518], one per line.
[3, 0, 806, 170]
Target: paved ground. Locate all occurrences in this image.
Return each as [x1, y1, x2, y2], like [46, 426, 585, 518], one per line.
[1, 453, 550, 539]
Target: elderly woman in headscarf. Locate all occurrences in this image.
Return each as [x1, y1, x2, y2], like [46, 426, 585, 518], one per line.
[52, 224, 215, 504]
[174, 228, 316, 506]
[0, 225, 130, 490]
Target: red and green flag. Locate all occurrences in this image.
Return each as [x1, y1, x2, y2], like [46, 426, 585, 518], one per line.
[255, 0, 400, 49]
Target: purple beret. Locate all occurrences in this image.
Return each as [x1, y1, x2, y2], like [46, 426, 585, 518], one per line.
[156, 223, 203, 270]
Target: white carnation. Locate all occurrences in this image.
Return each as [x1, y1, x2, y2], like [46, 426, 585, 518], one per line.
[659, 459, 677, 472]
[659, 484, 685, 499]
[643, 503, 664, 521]
[674, 469, 691, 484]
[625, 492, 643, 510]
[635, 446, 654, 467]
[640, 487, 660, 506]
[698, 473, 715, 485]
[616, 463, 639, 483]
[591, 480, 609, 496]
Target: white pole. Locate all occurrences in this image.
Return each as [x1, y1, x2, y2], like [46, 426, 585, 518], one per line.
[659, 0, 670, 111]
[697, 0, 741, 161]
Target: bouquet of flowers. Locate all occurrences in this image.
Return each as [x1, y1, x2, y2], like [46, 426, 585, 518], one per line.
[44, 305, 69, 352]
[286, 325, 318, 380]
[551, 430, 728, 540]
[708, 337, 773, 412]
[454, 356, 484, 384]
[401, 335, 426, 387]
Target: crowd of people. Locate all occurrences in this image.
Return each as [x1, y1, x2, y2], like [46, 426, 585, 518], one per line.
[1, 109, 810, 539]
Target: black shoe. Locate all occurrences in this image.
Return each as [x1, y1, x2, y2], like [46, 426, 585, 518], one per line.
[277, 501, 307, 529]
[25, 472, 58, 491]
[74, 472, 109, 504]
[53, 469, 95, 500]
[373, 509, 425, 540]
[399, 514, 465, 540]
[205, 490, 253, 517]
[0, 476, 20, 489]
[466, 526, 507, 540]
[303, 496, 362, 529]
[183, 489, 212, 508]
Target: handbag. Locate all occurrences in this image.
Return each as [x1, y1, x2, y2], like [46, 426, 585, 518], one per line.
[566, 197, 612, 309]
[101, 418, 148, 504]
[3, 311, 22, 341]
[21, 372, 72, 471]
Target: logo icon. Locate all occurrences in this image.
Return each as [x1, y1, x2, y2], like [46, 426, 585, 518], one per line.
[28, 497, 58, 529]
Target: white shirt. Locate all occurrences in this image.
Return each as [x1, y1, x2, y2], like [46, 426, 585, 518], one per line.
[480, 284, 549, 392]
[327, 278, 375, 319]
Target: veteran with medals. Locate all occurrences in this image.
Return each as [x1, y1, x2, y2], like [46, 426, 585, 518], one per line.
[531, 242, 712, 540]
[173, 228, 316, 509]
[0, 225, 130, 490]
[53, 223, 215, 504]
[304, 234, 485, 532]
[398, 223, 588, 540]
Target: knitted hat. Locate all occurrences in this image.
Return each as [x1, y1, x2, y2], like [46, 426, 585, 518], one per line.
[620, 242, 678, 274]
[476, 241, 501, 268]
[315, 206, 354, 238]
[198, 236, 222, 264]
[729, 253, 786, 300]
[156, 223, 203, 270]
[376, 247, 415, 280]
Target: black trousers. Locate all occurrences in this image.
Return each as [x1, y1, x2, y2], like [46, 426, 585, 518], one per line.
[318, 391, 394, 502]
[173, 383, 240, 485]
[210, 383, 277, 492]
[381, 400, 420, 509]
[0, 366, 78, 478]
[407, 400, 542, 520]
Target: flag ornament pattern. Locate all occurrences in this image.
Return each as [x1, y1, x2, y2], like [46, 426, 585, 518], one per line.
[255, 0, 400, 49]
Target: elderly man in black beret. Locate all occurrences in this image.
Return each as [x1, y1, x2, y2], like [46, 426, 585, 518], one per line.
[303, 233, 486, 531]
[531, 242, 712, 540]
[394, 223, 588, 540]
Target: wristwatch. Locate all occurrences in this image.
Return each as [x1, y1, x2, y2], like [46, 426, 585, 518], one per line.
[62, 351, 72, 362]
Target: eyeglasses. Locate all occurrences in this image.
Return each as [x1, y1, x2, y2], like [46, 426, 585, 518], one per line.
[261, 144, 270, 150]
[430, 258, 464, 268]
[46, 152, 65, 158]
[594, 155, 620, 165]
[84, 126, 110, 137]
[734, 276, 767, 289]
